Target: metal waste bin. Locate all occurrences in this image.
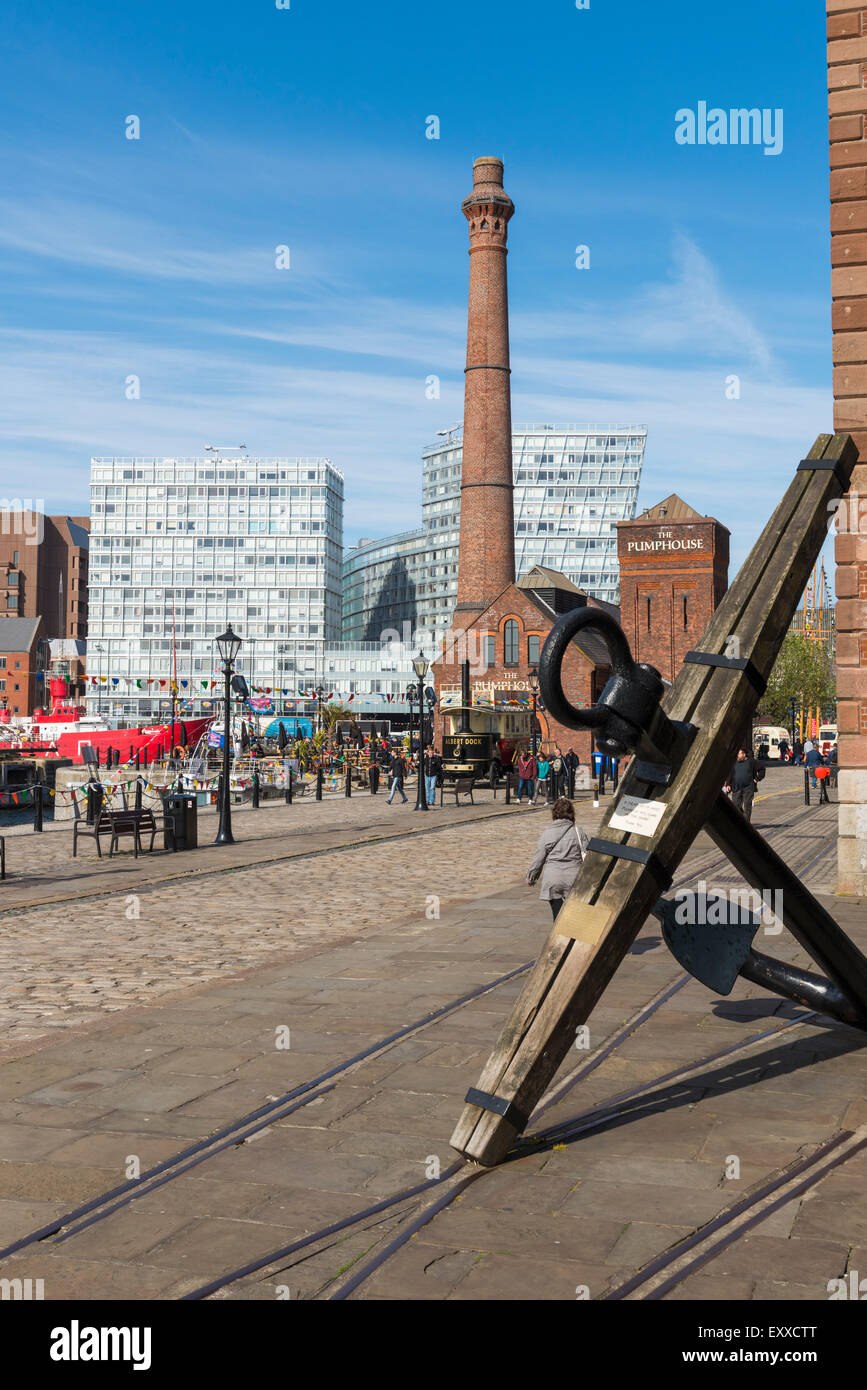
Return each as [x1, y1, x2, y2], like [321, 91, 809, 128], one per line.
[162, 792, 198, 851]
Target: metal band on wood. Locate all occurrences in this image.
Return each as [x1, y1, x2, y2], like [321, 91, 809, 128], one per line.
[586, 837, 673, 890]
[797, 457, 849, 488]
[683, 650, 767, 696]
[633, 760, 671, 785]
[463, 1087, 528, 1130]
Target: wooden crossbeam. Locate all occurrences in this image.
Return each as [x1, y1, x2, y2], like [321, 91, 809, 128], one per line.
[450, 433, 859, 1167]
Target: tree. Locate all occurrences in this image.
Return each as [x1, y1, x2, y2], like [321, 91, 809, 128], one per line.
[758, 635, 836, 726]
[320, 703, 351, 745]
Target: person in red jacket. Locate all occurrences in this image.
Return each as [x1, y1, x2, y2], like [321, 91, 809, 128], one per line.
[515, 750, 538, 804]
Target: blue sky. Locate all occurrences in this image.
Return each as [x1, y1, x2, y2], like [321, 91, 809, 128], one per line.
[0, 0, 834, 571]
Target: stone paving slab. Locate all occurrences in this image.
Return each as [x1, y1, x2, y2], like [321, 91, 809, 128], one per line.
[0, 776, 861, 1302]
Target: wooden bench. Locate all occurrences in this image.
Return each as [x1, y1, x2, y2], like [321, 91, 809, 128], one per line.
[441, 777, 475, 806]
[73, 807, 160, 859]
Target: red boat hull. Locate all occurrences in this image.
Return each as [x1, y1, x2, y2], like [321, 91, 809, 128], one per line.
[0, 719, 213, 764]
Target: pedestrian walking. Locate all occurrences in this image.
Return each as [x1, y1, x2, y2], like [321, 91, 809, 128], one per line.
[424, 745, 442, 807]
[387, 749, 407, 804]
[526, 797, 589, 921]
[515, 750, 537, 804]
[804, 742, 822, 789]
[535, 753, 551, 805]
[724, 746, 765, 822]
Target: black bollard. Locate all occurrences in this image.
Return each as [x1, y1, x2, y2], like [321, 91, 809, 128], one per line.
[547, 772, 553, 804]
[252, 772, 260, 808]
[114, 748, 121, 767]
[819, 774, 829, 805]
[370, 763, 379, 795]
[106, 745, 112, 768]
[345, 768, 351, 798]
[804, 769, 811, 806]
[505, 769, 511, 804]
[33, 783, 43, 832]
[612, 758, 619, 793]
[135, 750, 140, 771]
[143, 748, 148, 770]
[86, 782, 101, 825]
[568, 766, 575, 799]
[491, 765, 499, 800]
[599, 765, 606, 796]
[285, 769, 293, 804]
[316, 767, 323, 801]
[135, 777, 142, 812]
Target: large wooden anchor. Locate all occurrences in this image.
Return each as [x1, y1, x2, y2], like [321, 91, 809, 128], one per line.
[451, 432, 867, 1167]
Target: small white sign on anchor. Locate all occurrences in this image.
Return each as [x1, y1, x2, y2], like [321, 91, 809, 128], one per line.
[608, 795, 667, 837]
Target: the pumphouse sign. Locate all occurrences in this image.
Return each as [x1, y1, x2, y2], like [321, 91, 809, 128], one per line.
[625, 526, 706, 553]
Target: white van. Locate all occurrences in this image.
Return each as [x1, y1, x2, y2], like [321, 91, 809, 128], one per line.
[818, 725, 837, 759]
[753, 727, 791, 761]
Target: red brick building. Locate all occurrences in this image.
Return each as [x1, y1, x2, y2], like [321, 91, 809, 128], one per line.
[435, 567, 614, 762]
[826, 1, 867, 893]
[0, 513, 89, 701]
[0, 616, 46, 717]
[617, 495, 730, 684]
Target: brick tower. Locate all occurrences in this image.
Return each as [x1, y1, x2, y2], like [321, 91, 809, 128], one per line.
[454, 156, 516, 627]
[617, 494, 729, 684]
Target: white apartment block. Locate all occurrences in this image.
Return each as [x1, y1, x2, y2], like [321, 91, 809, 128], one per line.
[86, 455, 343, 721]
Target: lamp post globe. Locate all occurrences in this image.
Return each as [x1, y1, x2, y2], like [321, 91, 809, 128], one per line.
[215, 625, 242, 845]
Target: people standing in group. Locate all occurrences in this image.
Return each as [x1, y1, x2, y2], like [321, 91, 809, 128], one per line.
[526, 797, 589, 920]
[423, 745, 442, 807]
[387, 748, 407, 804]
[515, 749, 538, 804]
[535, 752, 551, 805]
[565, 748, 579, 793]
[723, 746, 765, 822]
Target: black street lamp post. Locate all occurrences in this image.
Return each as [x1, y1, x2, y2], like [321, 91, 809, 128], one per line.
[215, 625, 242, 845]
[529, 665, 539, 757]
[412, 652, 429, 811]
[315, 684, 325, 736]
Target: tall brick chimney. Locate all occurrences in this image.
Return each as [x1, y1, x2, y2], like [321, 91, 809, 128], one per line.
[827, 4, 867, 895]
[453, 156, 516, 627]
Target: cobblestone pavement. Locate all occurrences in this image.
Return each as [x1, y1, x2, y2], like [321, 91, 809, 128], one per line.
[0, 770, 861, 1302]
[0, 790, 589, 1048]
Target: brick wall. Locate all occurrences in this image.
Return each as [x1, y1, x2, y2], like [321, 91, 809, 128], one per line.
[617, 518, 729, 684]
[828, 0, 867, 894]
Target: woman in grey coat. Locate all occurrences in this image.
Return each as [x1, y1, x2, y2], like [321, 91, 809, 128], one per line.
[526, 797, 589, 920]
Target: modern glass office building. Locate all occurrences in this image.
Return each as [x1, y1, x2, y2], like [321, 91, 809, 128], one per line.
[86, 455, 344, 721]
[343, 425, 646, 640]
[342, 527, 428, 644]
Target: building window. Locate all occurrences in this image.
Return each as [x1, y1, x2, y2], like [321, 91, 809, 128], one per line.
[504, 619, 519, 666]
[646, 597, 651, 631]
[485, 635, 496, 668]
[682, 595, 688, 629]
[527, 634, 541, 665]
